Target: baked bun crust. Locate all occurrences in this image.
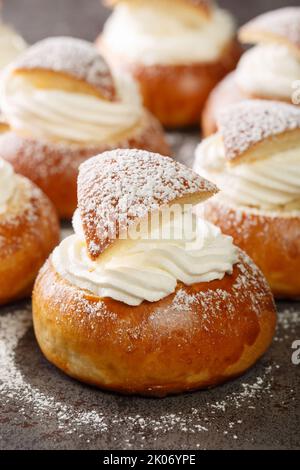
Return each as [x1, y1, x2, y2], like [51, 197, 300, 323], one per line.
[204, 200, 300, 299]
[0, 176, 59, 305]
[0, 112, 169, 219]
[32, 251, 276, 397]
[98, 39, 242, 128]
[202, 7, 300, 137]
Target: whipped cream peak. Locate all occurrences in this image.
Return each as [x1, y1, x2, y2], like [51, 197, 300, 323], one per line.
[236, 43, 300, 100]
[53, 206, 238, 306]
[194, 133, 300, 211]
[0, 67, 143, 144]
[0, 158, 17, 214]
[102, 3, 235, 65]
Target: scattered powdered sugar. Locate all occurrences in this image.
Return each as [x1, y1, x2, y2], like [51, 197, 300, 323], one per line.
[0, 307, 109, 435]
[0, 131, 299, 449]
[0, 283, 298, 448]
[217, 100, 300, 161]
[78, 149, 217, 258]
[13, 37, 116, 100]
[0, 304, 281, 446]
[274, 307, 300, 343]
[240, 7, 300, 50]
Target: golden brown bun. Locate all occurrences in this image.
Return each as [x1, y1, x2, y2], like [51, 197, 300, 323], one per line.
[0, 176, 59, 306]
[98, 39, 242, 128]
[32, 251, 276, 397]
[203, 199, 300, 299]
[0, 112, 170, 219]
[12, 37, 117, 100]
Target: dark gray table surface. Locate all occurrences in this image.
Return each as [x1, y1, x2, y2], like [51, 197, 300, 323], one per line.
[0, 133, 299, 450]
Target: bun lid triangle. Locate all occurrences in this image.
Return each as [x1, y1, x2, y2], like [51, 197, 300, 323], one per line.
[103, 0, 213, 18]
[216, 100, 300, 164]
[239, 7, 300, 58]
[78, 149, 218, 259]
[9, 37, 116, 100]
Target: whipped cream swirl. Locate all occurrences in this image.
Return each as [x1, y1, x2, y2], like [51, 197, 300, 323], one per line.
[52, 208, 238, 306]
[0, 158, 17, 214]
[0, 24, 26, 70]
[194, 133, 300, 210]
[0, 72, 143, 144]
[102, 3, 235, 65]
[235, 44, 300, 100]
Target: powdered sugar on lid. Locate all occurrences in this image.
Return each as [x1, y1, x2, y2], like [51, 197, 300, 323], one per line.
[239, 7, 300, 52]
[217, 100, 300, 161]
[78, 149, 218, 258]
[12, 37, 116, 100]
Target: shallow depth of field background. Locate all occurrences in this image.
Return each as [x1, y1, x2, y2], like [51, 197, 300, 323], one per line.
[3, 0, 299, 44]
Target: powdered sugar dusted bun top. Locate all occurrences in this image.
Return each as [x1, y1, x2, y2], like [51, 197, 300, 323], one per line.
[239, 7, 300, 58]
[217, 100, 300, 163]
[194, 100, 300, 211]
[78, 149, 218, 259]
[1, 37, 144, 145]
[52, 148, 239, 306]
[11, 37, 115, 99]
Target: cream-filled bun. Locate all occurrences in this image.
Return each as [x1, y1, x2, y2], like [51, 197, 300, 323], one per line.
[98, 0, 241, 127]
[33, 149, 276, 396]
[0, 157, 59, 305]
[0, 37, 169, 218]
[202, 7, 300, 136]
[195, 100, 300, 298]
